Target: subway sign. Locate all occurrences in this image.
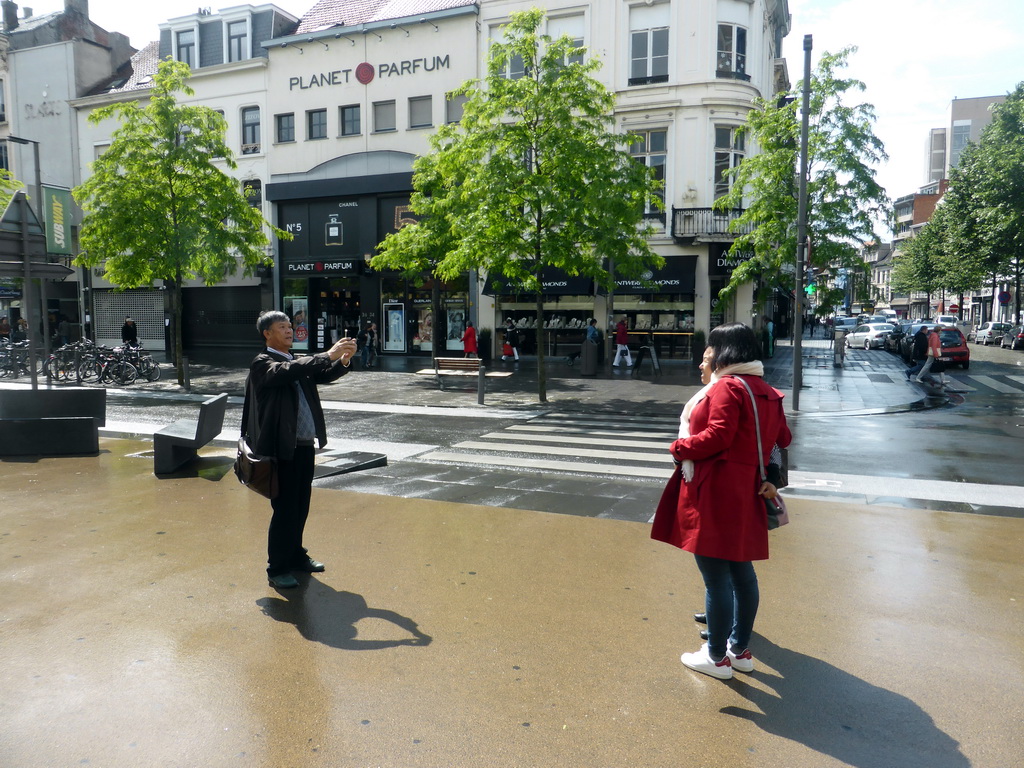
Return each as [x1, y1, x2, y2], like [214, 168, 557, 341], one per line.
[289, 56, 451, 90]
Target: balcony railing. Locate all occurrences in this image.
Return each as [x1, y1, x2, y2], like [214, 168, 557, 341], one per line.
[671, 206, 753, 241]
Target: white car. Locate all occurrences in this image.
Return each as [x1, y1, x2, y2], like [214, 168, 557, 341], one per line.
[845, 323, 895, 350]
[972, 321, 1012, 345]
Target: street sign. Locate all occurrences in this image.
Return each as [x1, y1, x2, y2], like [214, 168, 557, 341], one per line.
[949, 304, 959, 312]
[998, 291, 1011, 304]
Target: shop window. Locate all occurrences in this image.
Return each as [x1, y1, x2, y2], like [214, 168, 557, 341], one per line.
[629, 128, 667, 217]
[629, 5, 669, 86]
[340, 104, 361, 136]
[409, 96, 432, 129]
[275, 113, 295, 143]
[445, 93, 468, 124]
[307, 108, 328, 140]
[714, 125, 744, 199]
[241, 106, 261, 154]
[717, 24, 749, 81]
[176, 29, 197, 68]
[227, 19, 249, 63]
[373, 100, 396, 133]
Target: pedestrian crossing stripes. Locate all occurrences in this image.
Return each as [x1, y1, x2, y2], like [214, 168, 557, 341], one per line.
[415, 413, 678, 479]
[870, 371, 1024, 395]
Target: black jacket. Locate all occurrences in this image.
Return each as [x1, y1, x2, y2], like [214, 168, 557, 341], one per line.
[244, 349, 349, 460]
[912, 331, 929, 361]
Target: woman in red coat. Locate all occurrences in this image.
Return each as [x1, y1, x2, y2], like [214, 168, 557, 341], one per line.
[461, 321, 478, 358]
[652, 323, 791, 680]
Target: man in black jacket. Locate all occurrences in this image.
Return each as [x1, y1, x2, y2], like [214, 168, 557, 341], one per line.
[245, 310, 357, 589]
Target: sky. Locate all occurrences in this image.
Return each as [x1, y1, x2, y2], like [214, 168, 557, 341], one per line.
[24, 0, 1024, 204]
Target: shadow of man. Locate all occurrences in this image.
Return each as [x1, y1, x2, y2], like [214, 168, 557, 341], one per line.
[721, 635, 969, 768]
[257, 578, 432, 650]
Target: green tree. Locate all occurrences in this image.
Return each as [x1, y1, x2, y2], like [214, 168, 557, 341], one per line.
[73, 59, 286, 384]
[373, 8, 662, 402]
[890, 220, 944, 311]
[716, 47, 891, 310]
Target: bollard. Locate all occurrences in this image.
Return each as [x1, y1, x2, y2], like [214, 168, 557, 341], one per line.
[477, 363, 486, 405]
[183, 356, 191, 393]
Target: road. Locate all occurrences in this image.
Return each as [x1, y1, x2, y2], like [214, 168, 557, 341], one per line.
[94, 340, 1024, 521]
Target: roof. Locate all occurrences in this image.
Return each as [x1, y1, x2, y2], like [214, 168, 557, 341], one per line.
[296, 0, 477, 34]
[91, 41, 160, 95]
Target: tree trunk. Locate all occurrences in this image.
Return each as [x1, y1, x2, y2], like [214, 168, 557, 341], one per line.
[535, 291, 546, 403]
[171, 276, 185, 386]
[1014, 255, 1022, 325]
[431, 272, 442, 364]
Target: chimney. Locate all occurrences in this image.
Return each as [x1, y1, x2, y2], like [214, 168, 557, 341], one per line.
[2, 0, 18, 31]
[64, 0, 88, 18]
[21, 5, 30, 18]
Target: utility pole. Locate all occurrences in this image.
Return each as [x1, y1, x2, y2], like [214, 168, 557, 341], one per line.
[792, 34, 812, 411]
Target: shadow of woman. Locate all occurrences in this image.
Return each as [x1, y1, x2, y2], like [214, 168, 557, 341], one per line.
[256, 578, 432, 650]
[721, 635, 969, 768]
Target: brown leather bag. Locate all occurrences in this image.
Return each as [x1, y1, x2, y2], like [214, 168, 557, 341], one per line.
[234, 436, 278, 499]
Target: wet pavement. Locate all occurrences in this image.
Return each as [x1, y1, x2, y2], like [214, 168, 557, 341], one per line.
[2, 437, 1022, 767]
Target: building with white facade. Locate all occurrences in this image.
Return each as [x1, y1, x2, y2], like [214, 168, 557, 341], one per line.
[72, 0, 792, 358]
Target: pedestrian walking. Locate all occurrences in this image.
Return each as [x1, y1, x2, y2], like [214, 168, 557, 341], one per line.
[762, 315, 774, 358]
[243, 310, 357, 590]
[358, 322, 378, 369]
[502, 319, 520, 361]
[651, 322, 792, 680]
[612, 318, 632, 368]
[915, 326, 946, 386]
[461, 320, 478, 358]
[905, 326, 930, 379]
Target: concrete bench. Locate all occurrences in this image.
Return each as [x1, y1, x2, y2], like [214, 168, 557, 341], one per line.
[153, 393, 229, 475]
[414, 358, 512, 405]
[0, 388, 106, 456]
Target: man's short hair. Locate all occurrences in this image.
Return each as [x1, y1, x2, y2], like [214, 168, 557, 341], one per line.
[257, 310, 290, 335]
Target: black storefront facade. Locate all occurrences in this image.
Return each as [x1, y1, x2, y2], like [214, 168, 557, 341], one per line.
[267, 164, 469, 356]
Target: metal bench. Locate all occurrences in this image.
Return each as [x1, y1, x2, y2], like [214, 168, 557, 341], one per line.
[414, 357, 512, 405]
[153, 393, 229, 475]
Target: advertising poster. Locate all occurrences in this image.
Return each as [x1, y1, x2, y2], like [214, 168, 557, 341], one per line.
[416, 307, 433, 351]
[285, 295, 309, 351]
[447, 309, 465, 351]
[383, 302, 406, 352]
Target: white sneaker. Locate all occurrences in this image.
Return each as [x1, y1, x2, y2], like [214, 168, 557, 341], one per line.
[681, 643, 733, 679]
[727, 646, 754, 673]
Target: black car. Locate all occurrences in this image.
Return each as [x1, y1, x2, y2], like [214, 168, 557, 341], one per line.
[1000, 326, 1024, 350]
[885, 322, 914, 353]
[899, 323, 937, 363]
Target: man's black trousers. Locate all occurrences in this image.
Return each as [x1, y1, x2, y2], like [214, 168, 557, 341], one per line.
[267, 444, 315, 576]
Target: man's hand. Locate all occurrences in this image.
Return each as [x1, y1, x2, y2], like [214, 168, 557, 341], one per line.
[328, 337, 358, 364]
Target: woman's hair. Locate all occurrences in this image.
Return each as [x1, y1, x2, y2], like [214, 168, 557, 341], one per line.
[257, 310, 289, 335]
[707, 322, 762, 370]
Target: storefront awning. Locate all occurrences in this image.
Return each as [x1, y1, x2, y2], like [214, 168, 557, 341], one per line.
[483, 268, 594, 297]
[607, 255, 697, 294]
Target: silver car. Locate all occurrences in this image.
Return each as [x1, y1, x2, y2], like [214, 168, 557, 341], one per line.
[971, 321, 1012, 345]
[845, 323, 895, 350]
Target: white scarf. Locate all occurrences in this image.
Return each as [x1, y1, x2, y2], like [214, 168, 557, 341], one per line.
[677, 360, 764, 482]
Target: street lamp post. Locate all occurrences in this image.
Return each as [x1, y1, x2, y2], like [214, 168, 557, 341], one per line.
[6, 135, 52, 363]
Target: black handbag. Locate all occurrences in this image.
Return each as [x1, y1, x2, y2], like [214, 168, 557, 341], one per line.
[235, 378, 278, 499]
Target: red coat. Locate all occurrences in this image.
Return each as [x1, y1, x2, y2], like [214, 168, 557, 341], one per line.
[615, 321, 629, 344]
[651, 375, 791, 561]
[461, 326, 477, 354]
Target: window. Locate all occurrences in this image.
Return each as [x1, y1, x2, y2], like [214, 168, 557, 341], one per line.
[629, 5, 669, 86]
[241, 106, 261, 154]
[491, 26, 526, 80]
[373, 100, 396, 133]
[714, 126, 745, 199]
[176, 29, 196, 68]
[307, 109, 328, 140]
[227, 20, 248, 63]
[0, 143, 7, 171]
[0, 80, 6, 123]
[340, 104, 361, 136]
[548, 15, 585, 66]
[950, 121, 971, 169]
[409, 96, 432, 129]
[445, 93, 468, 124]
[629, 129, 667, 216]
[275, 113, 295, 143]
[717, 24, 749, 81]
[242, 179, 262, 208]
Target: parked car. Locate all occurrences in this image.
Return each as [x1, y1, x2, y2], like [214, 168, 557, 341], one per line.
[833, 317, 860, 333]
[933, 314, 961, 326]
[899, 323, 938, 363]
[863, 315, 891, 324]
[885, 322, 914, 353]
[936, 327, 970, 369]
[1000, 326, 1024, 350]
[971, 321, 1012, 345]
[845, 323, 895, 350]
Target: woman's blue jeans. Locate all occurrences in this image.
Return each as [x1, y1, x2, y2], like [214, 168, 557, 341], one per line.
[693, 554, 759, 660]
